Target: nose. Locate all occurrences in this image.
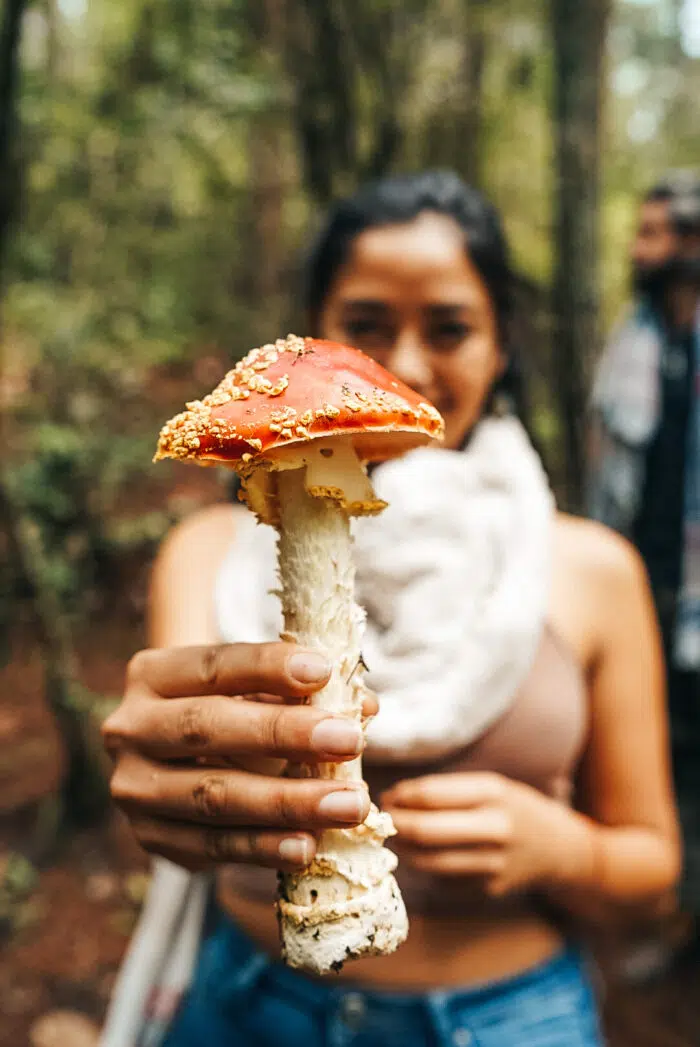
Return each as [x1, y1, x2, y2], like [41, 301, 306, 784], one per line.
[386, 334, 432, 395]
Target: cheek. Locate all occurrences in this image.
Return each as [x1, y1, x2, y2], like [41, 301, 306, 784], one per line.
[439, 340, 503, 409]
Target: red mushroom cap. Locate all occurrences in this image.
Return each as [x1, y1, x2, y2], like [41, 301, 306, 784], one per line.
[155, 334, 444, 467]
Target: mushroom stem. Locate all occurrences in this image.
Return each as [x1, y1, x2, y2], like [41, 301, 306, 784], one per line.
[275, 466, 364, 783]
[272, 465, 408, 974]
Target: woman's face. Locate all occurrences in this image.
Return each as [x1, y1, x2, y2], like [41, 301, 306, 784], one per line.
[318, 212, 505, 449]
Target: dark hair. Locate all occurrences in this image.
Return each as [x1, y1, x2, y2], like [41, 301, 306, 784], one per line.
[646, 170, 700, 236]
[302, 169, 531, 431]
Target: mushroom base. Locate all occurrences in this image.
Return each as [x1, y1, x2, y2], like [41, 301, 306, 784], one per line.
[279, 867, 407, 975]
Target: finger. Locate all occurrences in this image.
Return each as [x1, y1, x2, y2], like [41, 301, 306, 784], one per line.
[361, 691, 378, 719]
[249, 691, 377, 717]
[389, 807, 510, 848]
[245, 692, 307, 705]
[382, 772, 505, 810]
[126, 643, 332, 700]
[131, 814, 318, 871]
[396, 845, 506, 878]
[111, 753, 371, 830]
[109, 695, 365, 763]
[245, 690, 377, 718]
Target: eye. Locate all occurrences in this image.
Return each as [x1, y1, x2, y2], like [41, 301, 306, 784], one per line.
[342, 318, 394, 352]
[428, 321, 471, 352]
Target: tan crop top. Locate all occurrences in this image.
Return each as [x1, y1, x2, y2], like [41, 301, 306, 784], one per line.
[221, 624, 587, 915]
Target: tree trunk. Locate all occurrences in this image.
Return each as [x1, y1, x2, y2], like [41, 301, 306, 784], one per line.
[0, 0, 27, 294]
[453, 0, 487, 186]
[283, 1, 404, 207]
[550, 0, 611, 511]
[245, 0, 289, 320]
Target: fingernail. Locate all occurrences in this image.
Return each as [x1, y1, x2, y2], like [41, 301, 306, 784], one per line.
[287, 651, 332, 684]
[317, 789, 367, 823]
[310, 718, 364, 755]
[278, 837, 312, 866]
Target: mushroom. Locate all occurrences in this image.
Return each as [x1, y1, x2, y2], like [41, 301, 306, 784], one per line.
[155, 334, 444, 974]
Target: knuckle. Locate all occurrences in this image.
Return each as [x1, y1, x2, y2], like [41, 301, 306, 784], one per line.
[255, 642, 290, 687]
[264, 706, 293, 754]
[203, 828, 238, 863]
[408, 781, 429, 806]
[493, 810, 512, 842]
[483, 772, 505, 801]
[192, 774, 229, 820]
[102, 706, 138, 751]
[412, 850, 437, 871]
[102, 695, 153, 758]
[418, 813, 436, 835]
[489, 851, 507, 873]
[273, 782, 301, 828]
[245, 642, 267, 677]
[247, 642, 285, 693]
[483, 855, 508, 893]
[101, 710, 125, 752]
[109, 762, 141, 808]
[421, 784, 440, 808]
[126, 650, 151, 687]
[178, 701, 212, 749]
[407, 815, 430, 844]
[197, 644, 227, 690]
[243, 830, 259, 860]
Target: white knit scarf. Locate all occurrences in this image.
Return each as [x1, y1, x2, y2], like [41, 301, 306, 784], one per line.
[216, 416, 555, 763]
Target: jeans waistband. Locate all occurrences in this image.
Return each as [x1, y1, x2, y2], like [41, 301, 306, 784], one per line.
[204, 911, 586, 1016]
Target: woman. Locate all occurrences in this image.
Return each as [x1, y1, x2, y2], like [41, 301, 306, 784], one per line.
[101, 172, 681, 1047]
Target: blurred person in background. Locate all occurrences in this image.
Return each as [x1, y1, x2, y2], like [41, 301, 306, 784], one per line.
[100, 172, 680, 1047]
[588, 171, 700, 976]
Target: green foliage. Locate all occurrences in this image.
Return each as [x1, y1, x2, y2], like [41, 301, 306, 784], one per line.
[0, 853, 39, 938]
[4, 0, 296, 630]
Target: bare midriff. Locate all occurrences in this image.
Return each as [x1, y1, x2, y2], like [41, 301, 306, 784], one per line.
[217, 880, 565, 990]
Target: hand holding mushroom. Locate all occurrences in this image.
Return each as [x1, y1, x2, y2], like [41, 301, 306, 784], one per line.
[154, 334, 444, 974]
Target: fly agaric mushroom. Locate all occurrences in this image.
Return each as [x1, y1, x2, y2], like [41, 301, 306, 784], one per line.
[155, 334, 444, 974]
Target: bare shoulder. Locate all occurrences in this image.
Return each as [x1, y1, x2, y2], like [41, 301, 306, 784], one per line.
[158, 501, 242, 562]
[550, 514, 654, 667]
[149, 502, 246, 647]
[554, 513, 648, 594]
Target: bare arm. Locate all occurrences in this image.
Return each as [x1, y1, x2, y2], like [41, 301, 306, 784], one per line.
[544, 529, 681, 923]
[384, 524, 681, 927]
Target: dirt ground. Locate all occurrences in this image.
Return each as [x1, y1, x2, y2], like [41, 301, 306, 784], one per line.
[2, 601, 699, 1047]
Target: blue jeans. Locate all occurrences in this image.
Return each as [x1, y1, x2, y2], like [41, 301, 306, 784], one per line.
[164, 914, 604, 1047]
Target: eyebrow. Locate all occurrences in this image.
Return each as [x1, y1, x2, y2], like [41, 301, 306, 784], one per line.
[340, 299, 475, 316]
[426, 303, 474, 317]
[341, 299, 389, 312]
